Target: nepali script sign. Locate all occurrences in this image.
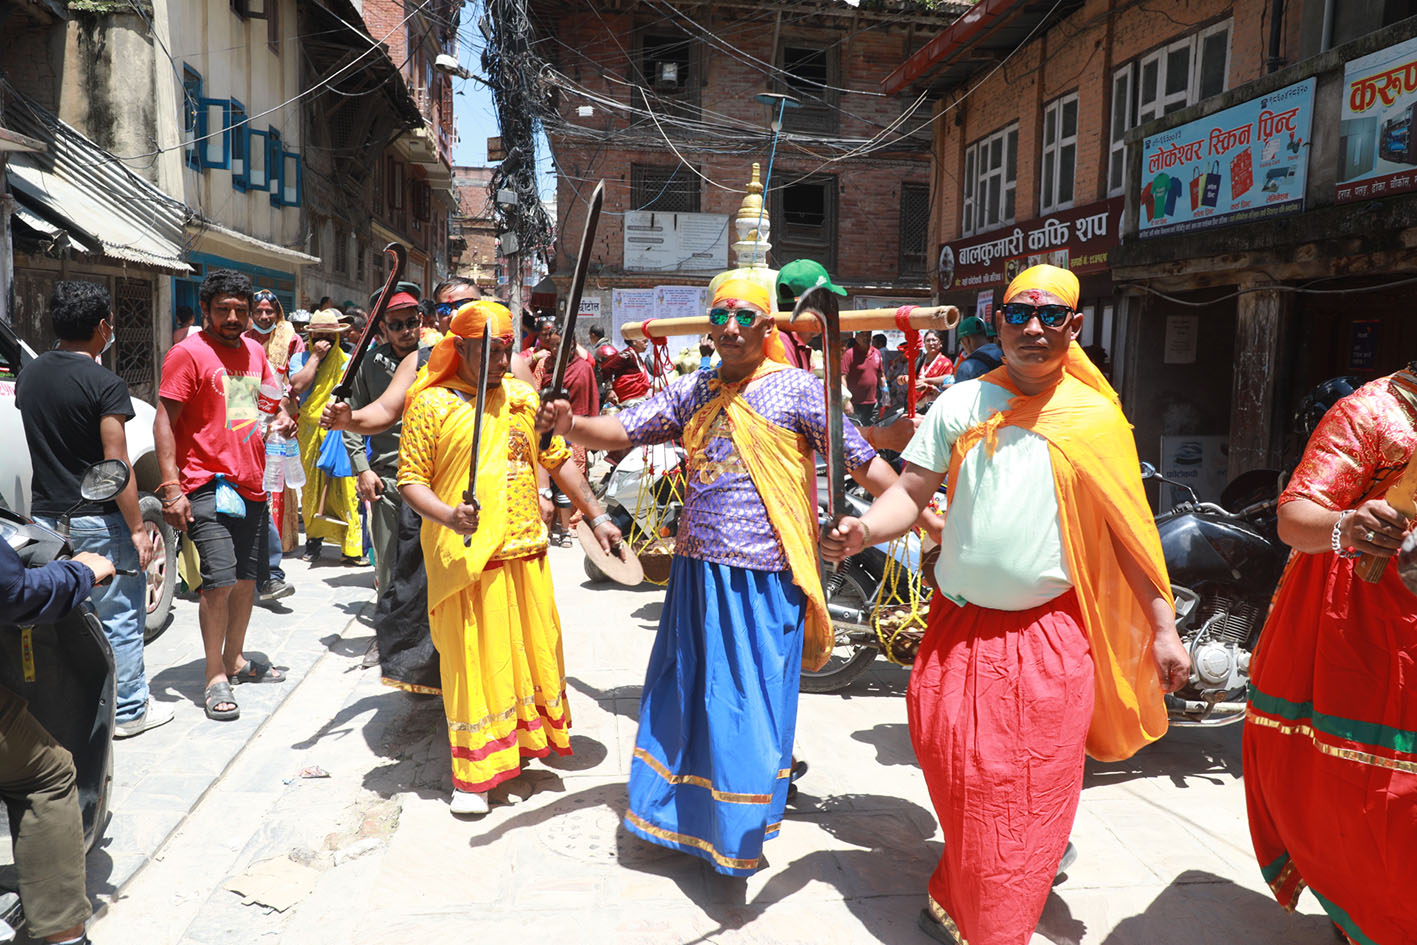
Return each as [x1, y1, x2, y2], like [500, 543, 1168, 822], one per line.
[936, 197, 1122, 293]
[1138, 77, 1314, 238]
[1338, 35, 1417, 203]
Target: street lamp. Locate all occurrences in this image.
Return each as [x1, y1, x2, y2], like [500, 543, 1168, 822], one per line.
[750, 92, 800, 266]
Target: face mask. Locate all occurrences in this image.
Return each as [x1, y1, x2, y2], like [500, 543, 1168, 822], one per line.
[250, 320, 277, 335]
[100, 323, 115, 355]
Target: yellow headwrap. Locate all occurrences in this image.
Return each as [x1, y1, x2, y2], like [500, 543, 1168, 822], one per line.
[711, 276, 787, 364]
[406, 300, 514, 408]
[1002, 263, 1080, 309]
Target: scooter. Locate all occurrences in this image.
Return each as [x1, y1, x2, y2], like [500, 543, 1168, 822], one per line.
[0, 460, 127, 938]
[1142, 462, 1288, 726]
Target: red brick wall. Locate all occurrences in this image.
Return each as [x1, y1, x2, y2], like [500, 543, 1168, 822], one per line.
[539, 4, 940, 290]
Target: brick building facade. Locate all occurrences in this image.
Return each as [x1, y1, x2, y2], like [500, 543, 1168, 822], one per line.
[527, 0, 966, 339]
[450, 165, 498, 291]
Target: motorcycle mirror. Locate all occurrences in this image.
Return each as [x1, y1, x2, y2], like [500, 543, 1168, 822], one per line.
[1139, 462, 1159, 479]
[78, 460, 131, 504]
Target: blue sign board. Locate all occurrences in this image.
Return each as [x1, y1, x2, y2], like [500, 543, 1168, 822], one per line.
[1138, 77, 1316, 238]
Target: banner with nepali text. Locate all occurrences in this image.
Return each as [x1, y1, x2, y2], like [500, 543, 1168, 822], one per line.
[1138, 77, 1315, 238]
[1338, 35, 1417, 203]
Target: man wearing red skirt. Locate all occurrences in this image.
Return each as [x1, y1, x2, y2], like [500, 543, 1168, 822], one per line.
[823, 264, 1191, 945]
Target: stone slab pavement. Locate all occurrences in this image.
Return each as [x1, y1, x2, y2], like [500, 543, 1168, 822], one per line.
[90, 545, 1338, 945]
[0, 549, 380, 931]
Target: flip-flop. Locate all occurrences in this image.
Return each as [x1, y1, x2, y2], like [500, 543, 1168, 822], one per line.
[204, 681, 240, 721]
[229, 658, 285, 685]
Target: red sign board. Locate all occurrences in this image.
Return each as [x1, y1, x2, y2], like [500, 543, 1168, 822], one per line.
[936, 197, 1124, 293]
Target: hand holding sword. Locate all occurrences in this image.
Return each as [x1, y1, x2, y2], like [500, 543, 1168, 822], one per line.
[791, 285, 847, 572]
[461, 327, 494, 547]
[539, 180, 604, 450]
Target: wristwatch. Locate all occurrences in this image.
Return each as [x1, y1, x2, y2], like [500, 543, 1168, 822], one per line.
[539, 487, 554, 500]
[589, 513, 612, 529]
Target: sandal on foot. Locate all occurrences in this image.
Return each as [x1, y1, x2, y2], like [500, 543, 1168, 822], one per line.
[917, 908, 961, 945]
[204, 681, 240, 721]
[229, 658, 285, 685]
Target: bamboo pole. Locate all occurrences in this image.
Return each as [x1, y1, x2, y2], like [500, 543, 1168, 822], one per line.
[621, 304, 961, 340]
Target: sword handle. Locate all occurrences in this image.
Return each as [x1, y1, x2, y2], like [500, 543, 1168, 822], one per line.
[461, 492, 481, 547]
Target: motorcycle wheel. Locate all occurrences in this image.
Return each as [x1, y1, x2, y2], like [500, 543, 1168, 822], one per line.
[800, 565, 880, 694]
[140, 494, 177, 643]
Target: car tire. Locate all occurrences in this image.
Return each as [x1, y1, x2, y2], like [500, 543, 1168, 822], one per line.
[140, 494, 176, 643]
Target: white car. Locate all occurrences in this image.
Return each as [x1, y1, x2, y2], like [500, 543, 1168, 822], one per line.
[0, 320, 176, 641]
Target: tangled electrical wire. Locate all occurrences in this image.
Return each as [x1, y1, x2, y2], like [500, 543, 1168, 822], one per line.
[481, 0, 557, 262]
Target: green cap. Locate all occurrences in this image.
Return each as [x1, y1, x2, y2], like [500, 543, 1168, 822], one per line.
[958, 315, 989, 338]
[776, 259, 847, 306]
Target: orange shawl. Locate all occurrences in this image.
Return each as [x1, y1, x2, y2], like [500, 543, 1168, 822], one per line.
[946, 344, 1171, 761]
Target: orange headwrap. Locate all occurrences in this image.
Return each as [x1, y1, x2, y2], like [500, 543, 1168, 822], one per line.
[1002, 263, 1080, 309]
[406, 300, 514, 408]
[711, 276, 787, 364]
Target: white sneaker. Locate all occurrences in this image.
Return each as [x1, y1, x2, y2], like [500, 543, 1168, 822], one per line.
[449, 790, 489, 815]
[114, 698, 176, 739]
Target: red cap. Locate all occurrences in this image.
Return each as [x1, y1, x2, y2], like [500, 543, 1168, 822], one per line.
[386, 292, 419, 310]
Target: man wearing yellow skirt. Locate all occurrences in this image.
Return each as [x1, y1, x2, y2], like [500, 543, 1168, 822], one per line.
[397, 301, 621, 815]
[289, 309, 364, 564]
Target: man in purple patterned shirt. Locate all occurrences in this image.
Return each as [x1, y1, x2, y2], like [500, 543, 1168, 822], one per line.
[538, 275, 910, 876]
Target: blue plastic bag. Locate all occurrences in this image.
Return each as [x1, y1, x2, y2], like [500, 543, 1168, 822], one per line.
[315, 430, 353, 478]
[213, 474, 246, 519]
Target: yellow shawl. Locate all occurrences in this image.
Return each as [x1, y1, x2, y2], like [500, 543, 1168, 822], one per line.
[411, 378, 519, 612]
[946, 343, 1171, 761]
[296, 344, 350, 455]
[683, 361, 833, 670]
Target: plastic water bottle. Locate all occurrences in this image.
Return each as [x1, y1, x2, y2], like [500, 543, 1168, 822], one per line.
[283, 437, 306, 489]
[263, 431, 286, 494]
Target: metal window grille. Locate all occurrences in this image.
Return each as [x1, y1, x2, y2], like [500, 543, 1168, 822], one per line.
[113, 278, 156, 402]
[899, 184, 929, 278]
[631, 164, 701, 213]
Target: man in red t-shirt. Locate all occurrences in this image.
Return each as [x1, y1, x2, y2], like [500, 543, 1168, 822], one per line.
[601, 334, 653, 407]
[154, 269, 297, 723]
[842, 331, 884, 424]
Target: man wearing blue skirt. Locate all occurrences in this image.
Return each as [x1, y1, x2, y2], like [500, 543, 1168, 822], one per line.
[538, 275, 898, 874]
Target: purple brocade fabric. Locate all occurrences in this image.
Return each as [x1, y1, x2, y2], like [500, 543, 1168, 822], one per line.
[617, 367, 874, 571]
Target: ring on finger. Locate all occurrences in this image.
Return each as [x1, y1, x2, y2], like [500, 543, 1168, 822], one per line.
[1366, 529, 1377, 542]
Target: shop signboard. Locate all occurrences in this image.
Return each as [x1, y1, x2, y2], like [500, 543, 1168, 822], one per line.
[1338, 36, 1417, 202]
[936, 196, 1122, 293]
[1138, 77, 1315, 238]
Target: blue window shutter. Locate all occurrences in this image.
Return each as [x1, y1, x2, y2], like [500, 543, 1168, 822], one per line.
[246, 128, 269, 191]
[267, 128, 283, 207]
[183, 66, 202, 170]
[281, 150, 301, 207]
[198, 98, 231, 169]
[230, 99, 248, 191]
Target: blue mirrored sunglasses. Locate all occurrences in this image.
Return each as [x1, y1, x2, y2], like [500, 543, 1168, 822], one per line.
[999, 302, 1073, 327]
[708, 307, 761, 327]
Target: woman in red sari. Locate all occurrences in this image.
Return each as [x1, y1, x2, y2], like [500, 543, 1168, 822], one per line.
[897, 330, 954, 407]
[1244, 366, 1417, 945]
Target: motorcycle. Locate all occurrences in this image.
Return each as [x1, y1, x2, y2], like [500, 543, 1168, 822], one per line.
[0, 460, 125, 938]
[1142, 461, 1289, 726]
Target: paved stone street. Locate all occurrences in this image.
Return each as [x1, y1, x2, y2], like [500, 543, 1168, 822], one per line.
[86, 545, 1337, 945]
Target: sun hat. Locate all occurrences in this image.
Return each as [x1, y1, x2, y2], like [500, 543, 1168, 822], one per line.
[307, 309, 350, 333]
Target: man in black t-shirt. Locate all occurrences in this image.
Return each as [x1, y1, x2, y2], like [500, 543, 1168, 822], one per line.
[15, 281, 173, 739]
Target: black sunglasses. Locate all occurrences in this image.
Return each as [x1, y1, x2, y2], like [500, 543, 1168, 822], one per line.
[708, 307, 762, 328]
[385, 317, 419, 332]
[253, 290, 278, 303]
[999, 302, 1074, 327]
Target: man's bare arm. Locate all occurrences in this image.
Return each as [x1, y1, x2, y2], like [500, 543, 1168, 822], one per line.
[323, 349, 417, 434]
